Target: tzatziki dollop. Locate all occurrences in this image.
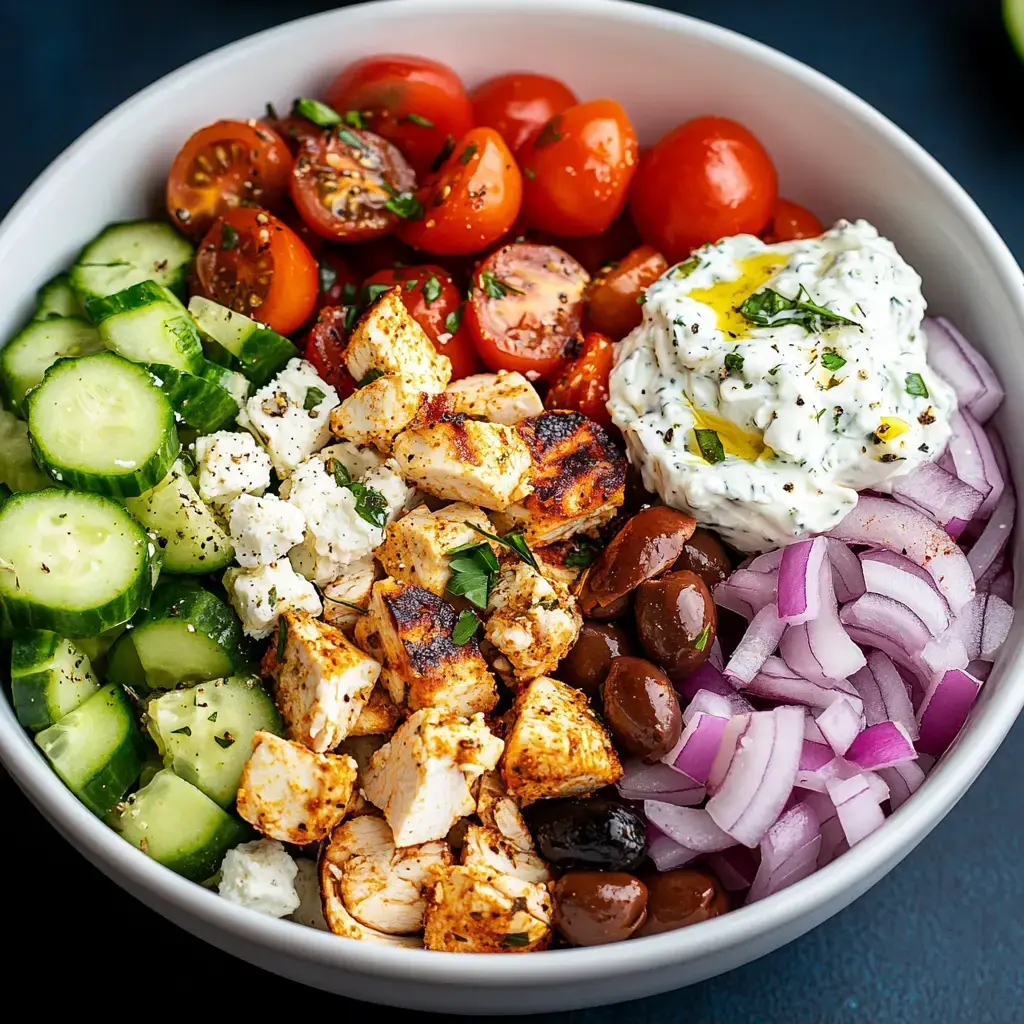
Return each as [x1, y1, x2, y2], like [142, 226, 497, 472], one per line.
[608, 219, 956, 552]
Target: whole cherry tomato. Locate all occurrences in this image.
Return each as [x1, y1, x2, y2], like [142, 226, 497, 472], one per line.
[585, 245, 668, 340]
[264, 112, 325, 155]
[470, 72, 578, 153]
[193, 207, 318, 335]
[304, 306, 357, 398]
[465, 242, 588, 378]
[316, 247, 361, 314]
[629, 116, 778, 262]
[761, 198, 824, 243]
[166, 120, 292, 239]
[398, 128, 522, 256]
[545, 331, 616, 428]
[277, 197, 326, 257]
[519, 99, 639, 237]
[323, 54, 473, 176]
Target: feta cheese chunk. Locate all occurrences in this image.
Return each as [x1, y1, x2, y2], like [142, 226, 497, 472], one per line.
[363, 709, 504, 846]
[218, 838, 300, 918]
[239, 358, 339, 477]
[319, 440, 386, 479]
[502, 676, 622, 806]
[330, 373, 437, 451]
[362, 458, 418, 523]
[237, 730, 358, 844]
[224, 560, 322, 640]
[290, 857, 329, 930]
[445, 371, 544, 425]
[194, 430, 272, 506]
[322, 559, 376, 628]
[227, 493, 306, 568]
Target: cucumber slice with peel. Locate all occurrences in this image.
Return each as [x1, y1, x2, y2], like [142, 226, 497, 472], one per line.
[0, 409, 49, 493]
[147, 360, 245, 433]
[34, 273, 84, 320]
[1007, 0, 1024, 58]
[11, 630, 100, 731]
[104, 632, 147, 691]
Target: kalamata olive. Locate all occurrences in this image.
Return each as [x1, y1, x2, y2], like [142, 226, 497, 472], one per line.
[528, 798, 647, 872]
[553, 872, 648, 946]
[636, 868, 728, 936]
[585, 591, 632, 621]
[580, 506, 697, 616]
[602, 656, 682, 762]
[559, 621, 636, 695]
[673, 528, 732, 590]
[634, 570, 716, 679]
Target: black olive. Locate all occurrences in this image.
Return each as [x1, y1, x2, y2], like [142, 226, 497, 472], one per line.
[526, 798, 647, 872]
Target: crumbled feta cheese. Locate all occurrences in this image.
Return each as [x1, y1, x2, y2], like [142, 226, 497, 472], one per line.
[223, 560, 322, 639]
[228, 493, 306, 568]
[362, 458, 418, 524]
[218, 838, 300, 918]
[194, 430, 272, 506]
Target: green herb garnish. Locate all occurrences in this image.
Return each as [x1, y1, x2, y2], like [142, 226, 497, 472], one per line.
[324, 597, 368, 615]
[480, 271, 525, 300]
[820, 350, 846, 372]
[364, 282, 392, 305]
[357, 368, 386, 388]
[341, 281, 358, 304]
[534, 117, 563, 147]
[451, 609, 482, 646]
[219, 224, 239, 251]
[694, 428, 726, 465]
[423, 274, 442, 305]
[465, 522, 539, 569]
[303, 386, 326, 411]
[694, 622, 712, 652]
[738, 286, 862, 334]
[293, 97, 342, 127]
[267, 585, 278, 606]
[215, 733, 235, 749]
[564, 540, 600, 568]
[445, 305, 464, 335]
[337, 127, 365, 150]
[431, 134, 456, 172]
[905, 372, 929, 398]
[502, 932, 532, 948]
[402, 112, 435, 128]
[636, 293, 647, 305]
[383, 181, 424, 220]
[342, 109, 366, 130]
[171, 726, 192, 736]
[276, 614, 288, 661]
[670, 256, 701, 279]
[344, 306, 358, 333]
[318, 259, 337, 296]
[329, 458, 389, 529]
[445, 542, 500, 610]
[458, 143, 479, 166]
[723, 352, 745, 375]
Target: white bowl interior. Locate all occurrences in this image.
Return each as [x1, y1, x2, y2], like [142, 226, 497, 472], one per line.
[0, 0, 1021, 1013]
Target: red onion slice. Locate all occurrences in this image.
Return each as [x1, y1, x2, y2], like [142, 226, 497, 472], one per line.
[923, 316, 1004, 423]
[916, 668, 982, 756]
[646, 829, 700, 870]
[919, 634, 969, 675]
[850, 651, 919, 740]
[827, 539, 866, 603]
[877, 760, 926, 810]
[663, 711, 730, 784]
[944, 409, 1004, 519]
[644, 801, 737, 853]
[708, 846, 760, 892]
[746, 802, 822, 904]
[724, 604, 787, 686]
[846, 721, 917, 770]
[860, 551, 951, 636]
[980, 594, 1014, 660]
[839, 592, 932, 656]
[891, 461, 984, 538]
[714, 568, 777, 620]
[675, 665, 755, 715]
[967, 484, 1015, 581]
[826, 774, 885, 846]
[795, 757, 890, 801]
[743, 656, 864, 715]
[843, 625, 930, 691]
[815, 697, 864, 755]
[777, 537, 827, 624]
[682, 689, 733, 723]
[799, 739, 835, 771]
[617, 759, 706, 806]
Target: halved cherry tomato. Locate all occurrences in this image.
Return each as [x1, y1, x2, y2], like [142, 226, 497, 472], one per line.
[316, 247, 362, 314]
[519, 100, 639, 237]
[277, 197, 326, 257]
[465, 242, 588, 378]
[398, 128, 522, 256]
[323, 54, 473, 176]
[194, 207, 318, 335]
[470, 73, 578, 153]
[761, 198, 824, 244]
[545, 331, 615, 428]
[585, 245, 668, 340]
[266, 114, 326, 155]
[304, 306, 357, 398]
[629, 116, 778, 263]
[363, 264, 481, 379]
[166, 120, 292, 239]
[290, 128, 415, 243]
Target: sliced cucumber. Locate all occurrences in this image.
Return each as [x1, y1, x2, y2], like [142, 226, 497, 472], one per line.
[148, 360, 244, 433]
[11, 630, 100, 732]
[0, 409, 50, 493]
[188, 296, 299, 386]
[1, 316, 104, 414]
[124, 461, 233, 575]
[74, 624, 126, 669]
[27, 351, 179, 497]
[0, 483, 11, 507]
[104, 631, 147, 690]
[0, 489, 155, 636]
[35, 682, 144, 815]
[34, 273, 85, 321]
[147, 676, 282, 807]
[1007, 0, 1024, 59]
[131, 580, 254, 691]
[70, 221, 194, 302]
[111, 769, 251, 880]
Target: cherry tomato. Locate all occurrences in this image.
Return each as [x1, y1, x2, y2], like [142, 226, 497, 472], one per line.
[304, 306, 357, 398]
[761, 198, 824, 244]
[290, 127, 415, 243]
[316, 247, 362, 313]
[362, 264, 480, 379]
[629, 116, 778, 263]
[545, 332, 615, 428]
[398, 128, 522, 256]
[166, 120, 292, 239]
[323, 54, 473, 176]
[585, 245, 668, 340]
[465, 242, 588, 378]
[519, 99, 639, 237]
[551, 212, 642, 276]
[277, 197, 325, 257]
[194, 207, 318, 335]
[344, 235, 418, 279]
[265, 113, 326, 155]
[470, 73, 578, 153]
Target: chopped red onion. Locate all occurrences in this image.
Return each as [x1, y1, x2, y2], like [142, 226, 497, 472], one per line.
[708, 846, 760, 891]
[860, 552, 951, 636]
[675, 662, 732, 701]
[966, 484, 1015, 581]
[843, 625, 930, 691]
[826, 774, 885, 846]
[777, 537, 828, 624]
[804, 714, 827, 744]
[746, 803, 822, 904]
[815, 697, 864, 755]
[709, 637, 725, 670]
[795, 757, 890, 801]
[663, 711, 730, 784]
[967, 659, 993, 681]
[877, 760, 926, 810]
[714, 568, 777, 620]
[742, 655, 864, 715]
[944, 409, 1004, 519]
[724, 603, 787, 685]
[846, 721, 917, 770]
[891, 461, 984, 538]
[980, 594, 1014, 660]
[827, 539, 866, 603]
[923, 316, 1004, 423]
[919, 634, 969, 675]
[747, 548, 784, 574]
[916, 668, 982, 756]
[682, 689, 733, 723]
[799, 739, 835, 771]
[839, 592, 932, 655]
[616, 759, 706, 806]
[644, 801, 737, 853]
[647, 829, 700, 870]
[850, 651, 919, 740]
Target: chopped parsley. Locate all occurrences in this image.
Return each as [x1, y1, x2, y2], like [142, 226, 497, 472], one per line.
[343, 306, 358, 333]
[564, 539, 600, 568]
[363, 282, 393, 305]
[341, 281, 358, 304]
[738, 286, 862, 334]
[325, 597, 368, 615]
[171, 726, 192, 736]
[820, 349, 846, 372]
[293, 97, 342, 127]
[401, 112, 435, 128]
[357, 368, 386, 388]
[431, 134, 456, 172]
[382, 181, 424, 220]
[214, 733, 235, 749]
[905, 372, 929, 398]
[694, 428, 726, 465]
[502, 932, 532, 948]
[636, 292, 647, 305]
[445, 305, 464, 335]
[445, 541, 500, 610]
[276, 614, 289, 661]
[219, 224, 239, 251]
[451, 608, 482, 646]
[329, 458, 389, 529]
[479, 272, 524, 300]
[458, 143, 479, 166]
[669, 256, 701, 279]
[342, 109, 366, 130]
[422, 274, 442, 305]
[303, 386, 326, 411]
[267, 585, 278, 607]
[466, 522, 539, 569]
[534, 116, 563, 147]
[723, 351, 745, 375]
[336, 127, 365, 151]
[693, 622, 712, 652]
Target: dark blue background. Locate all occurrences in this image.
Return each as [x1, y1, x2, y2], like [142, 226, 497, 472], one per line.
[2, 1, 1022, 1021]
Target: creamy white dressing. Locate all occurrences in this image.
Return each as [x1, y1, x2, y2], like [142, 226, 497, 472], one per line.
[608, 220, 956, 551]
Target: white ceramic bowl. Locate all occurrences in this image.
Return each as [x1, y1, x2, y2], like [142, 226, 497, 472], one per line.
[1, 0, 1022, 1014]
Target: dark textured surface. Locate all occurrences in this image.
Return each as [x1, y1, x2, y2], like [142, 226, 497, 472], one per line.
[2, 1, 1023, 1020]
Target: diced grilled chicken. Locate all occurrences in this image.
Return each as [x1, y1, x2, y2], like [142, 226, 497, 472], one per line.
[369, 577, 498, 715]
[347, 683, 402, 737]
[237, 731, 358, 843]
[392, 414, 533, 511]
[493, 411, 626, 544]
[445, 371, 544, 425]
[533, 538, 595, 592]
[322, 559, 376, 629]
[475, 771, 535, 854]
[337, 733, 388, 780]
[501, 676, 622, 806]
[330, 373, 437, 452]
[363, 708, 504, 847]
[461, 824, 551, 884]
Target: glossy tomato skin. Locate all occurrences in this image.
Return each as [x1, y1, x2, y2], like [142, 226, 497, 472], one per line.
[362, 264, 480, 379]
[629, 116, 778, 263]
[761, 198, 824, 244]
[398, 128, 522, 256]
[545, 332, 616, 428]
[194, 207, 318, 336]
[551, 212, 642, 276]
[166, 120, 292, 239]
[323, 54, 473, 176]
[519, 99, 639, 238]
[304, 305, 357, 398]
[585, 245, 668, 340]
[470, 73, 578, 153]
[316, 247, 361, 314]
[266, 114, 325, 155]
[465, 242, 589, 379]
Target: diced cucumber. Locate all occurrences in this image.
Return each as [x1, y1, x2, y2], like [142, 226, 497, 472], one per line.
[188, 296, 299, 386]
[148, 360, 244, 434]
[0, 409, 50, 493]
[11, 629, 100, 731]
[34, 273, 85, 320]
[124, 460, 233, 575]
[137, 749, 164, 789]
[70, 221, 194, 302]
[86, 280, 204, 373]
[1, 316, 104, 413]
[131, 580, 253, 691]
[147, 676, 282, 806]
[110, 769, 251, 881]
[104, 631, 147, 690]
[0, 489, 156, 636]
[0, 483, 11, 507]
[27, 351, 179, 498]
[74, 624, 126, 669]
[35, 682, 144, 816]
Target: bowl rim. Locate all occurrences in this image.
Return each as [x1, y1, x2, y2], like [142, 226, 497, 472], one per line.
[1, 0, 1023, 987]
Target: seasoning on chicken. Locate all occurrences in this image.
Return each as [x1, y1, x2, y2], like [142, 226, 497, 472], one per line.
[475, 770, 535, 853]
[322, 559, 376, 629]
[461, 823, 551, 884]
[347, 683, 402, 738]
[445, 370, 544, 425]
